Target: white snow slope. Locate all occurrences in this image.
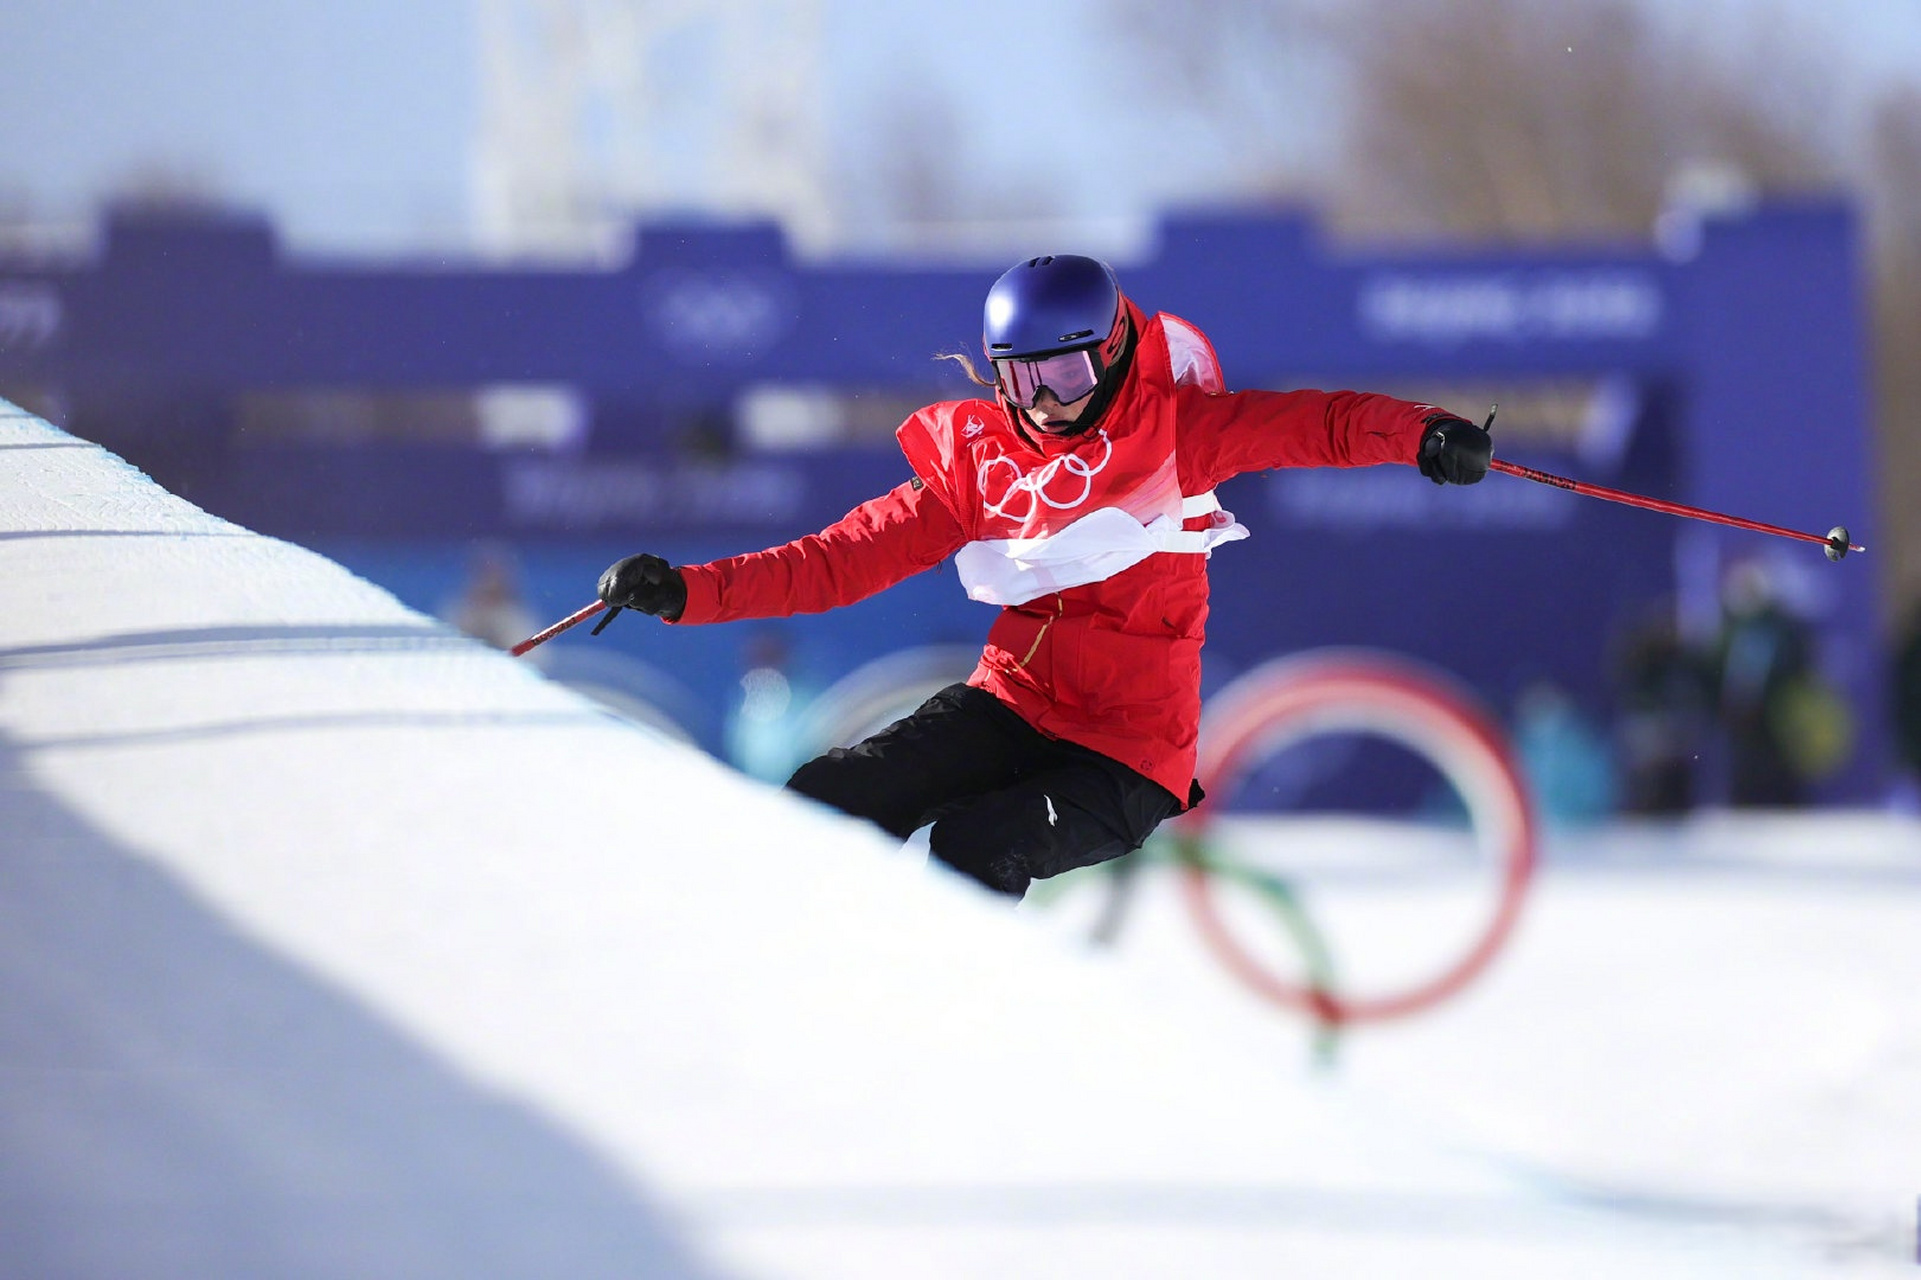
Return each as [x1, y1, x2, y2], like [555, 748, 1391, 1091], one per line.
[2, 403, 1914, 1278]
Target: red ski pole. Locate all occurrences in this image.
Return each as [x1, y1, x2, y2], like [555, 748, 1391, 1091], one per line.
[1489, 459, 1863, 560]
[1475, 406, 1863, 561]
[509, 600, 615, 657]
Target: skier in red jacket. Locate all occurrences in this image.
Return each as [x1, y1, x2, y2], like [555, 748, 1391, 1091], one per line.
[598, 254, 1491, 897]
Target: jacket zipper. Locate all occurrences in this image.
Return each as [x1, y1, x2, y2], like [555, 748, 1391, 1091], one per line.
[1016, 595, 1065, 669]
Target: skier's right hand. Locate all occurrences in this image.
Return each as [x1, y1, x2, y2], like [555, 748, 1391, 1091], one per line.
[597, 553, 687, 621]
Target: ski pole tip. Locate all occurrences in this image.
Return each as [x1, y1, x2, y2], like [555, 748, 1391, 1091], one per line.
[1824, 525, 1862, 561]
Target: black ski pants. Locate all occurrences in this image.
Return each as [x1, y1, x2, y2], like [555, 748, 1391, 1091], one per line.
[786, 683, 1183, 898]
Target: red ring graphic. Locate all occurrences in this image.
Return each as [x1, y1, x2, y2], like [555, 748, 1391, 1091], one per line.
[1173, 650, 1538, 1025]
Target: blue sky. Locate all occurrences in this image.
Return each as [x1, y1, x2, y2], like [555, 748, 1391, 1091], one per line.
[1, 0, 1916, 258]
[0, 0, 473, 249]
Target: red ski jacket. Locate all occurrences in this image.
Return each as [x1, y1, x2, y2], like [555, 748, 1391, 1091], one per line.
[675, 304, 1438, 804]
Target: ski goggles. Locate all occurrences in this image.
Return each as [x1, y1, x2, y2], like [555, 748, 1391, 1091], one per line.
[992, 349, 1102, 409]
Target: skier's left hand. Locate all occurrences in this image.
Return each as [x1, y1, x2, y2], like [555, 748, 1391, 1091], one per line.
[1417, 413, 1493, 486]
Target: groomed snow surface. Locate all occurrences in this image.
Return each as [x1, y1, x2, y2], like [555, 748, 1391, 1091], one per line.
[3, 403, 1916, 1278]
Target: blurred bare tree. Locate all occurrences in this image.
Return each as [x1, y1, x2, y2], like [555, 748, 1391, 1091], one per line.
[838, 75, 1071, 258]
[1118, 0, 1921, 606]
[1117, 0, 1834, 240]
[1866, 86, 1921, 608]
[1325, 0, 1836, 240]
[838, 77, 972, 231]
[102, 162, 231, 214]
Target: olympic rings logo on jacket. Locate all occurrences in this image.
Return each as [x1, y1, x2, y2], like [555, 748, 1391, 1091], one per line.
[977, 430, 1115, 523]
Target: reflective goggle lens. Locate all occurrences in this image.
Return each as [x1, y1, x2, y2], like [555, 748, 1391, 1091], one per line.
[993, 350, 1101, 409]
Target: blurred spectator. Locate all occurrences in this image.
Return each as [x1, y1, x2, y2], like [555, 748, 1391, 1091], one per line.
[1711, 560, 1847, 807]
[675, 407, 735, 462]
[1512, 680, 1617, 828]
[1610, 605, 1713, 814]
[1893, 601, 1921, 799]
[441, 543, 538, 652]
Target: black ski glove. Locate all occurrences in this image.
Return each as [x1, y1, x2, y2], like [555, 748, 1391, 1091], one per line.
[597, 553, 688, 621]
[1417, 413, 1493, 486]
